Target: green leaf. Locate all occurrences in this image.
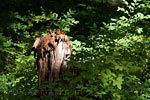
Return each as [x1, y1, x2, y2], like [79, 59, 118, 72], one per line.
[137, 28, 143, 34]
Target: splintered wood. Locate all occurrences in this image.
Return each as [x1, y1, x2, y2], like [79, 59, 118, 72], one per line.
[32, 29, 72, 90]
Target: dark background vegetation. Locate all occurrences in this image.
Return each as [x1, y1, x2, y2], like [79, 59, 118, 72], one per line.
[1, 0, 150, 100]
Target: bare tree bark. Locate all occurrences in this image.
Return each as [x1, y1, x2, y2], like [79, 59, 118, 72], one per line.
[32, 30, 72, 97]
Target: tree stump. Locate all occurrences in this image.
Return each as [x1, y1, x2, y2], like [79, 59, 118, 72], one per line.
[32, 29, 72, 97]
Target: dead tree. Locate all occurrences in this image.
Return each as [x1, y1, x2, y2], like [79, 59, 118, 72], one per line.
[32, 29, 72, 96]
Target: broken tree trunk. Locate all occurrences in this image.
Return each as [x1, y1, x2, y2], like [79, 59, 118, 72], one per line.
[32, 29, 72, 96]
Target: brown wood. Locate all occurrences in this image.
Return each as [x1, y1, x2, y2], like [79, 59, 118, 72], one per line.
[32, 29, 72, 96]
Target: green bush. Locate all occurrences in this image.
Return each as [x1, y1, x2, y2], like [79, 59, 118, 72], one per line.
[1, 0, 150, 100]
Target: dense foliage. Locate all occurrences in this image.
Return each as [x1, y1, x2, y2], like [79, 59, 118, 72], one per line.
[1, 0, 150, 100]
